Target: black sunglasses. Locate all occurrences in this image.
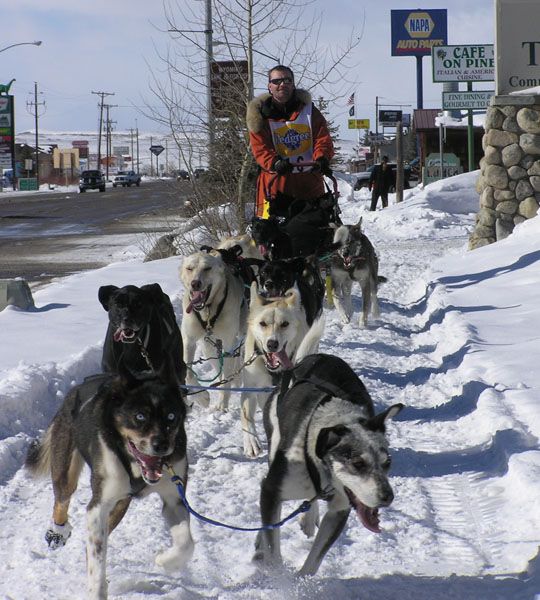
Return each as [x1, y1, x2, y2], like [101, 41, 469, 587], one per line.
[269, 77, 293, 85]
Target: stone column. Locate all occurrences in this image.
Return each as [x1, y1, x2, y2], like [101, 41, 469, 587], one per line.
[469, 94, 540, 249]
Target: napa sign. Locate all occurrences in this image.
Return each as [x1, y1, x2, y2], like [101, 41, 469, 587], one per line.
[432, 45, 495, 82]
[391, 9, 447, 56]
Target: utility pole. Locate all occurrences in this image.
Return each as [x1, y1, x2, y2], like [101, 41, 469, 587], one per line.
[26, 82, 45, 188]
[396, 120, 404, 203]
[92, 91, 114, 170]
[374, 96, 379, 163]
[103, 104, 117, 180]
[129, 127, 135, 170]
[136, 123, 140, 176]
[205, 0, 214, 148]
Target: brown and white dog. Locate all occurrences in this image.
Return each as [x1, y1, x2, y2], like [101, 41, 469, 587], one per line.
[25, 369, 194, 600]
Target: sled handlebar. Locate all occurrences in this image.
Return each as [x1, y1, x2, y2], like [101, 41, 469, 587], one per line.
[265, 160, 339, 201]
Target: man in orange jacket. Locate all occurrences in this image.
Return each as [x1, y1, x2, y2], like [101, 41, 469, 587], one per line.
[246, 65, 334, 218]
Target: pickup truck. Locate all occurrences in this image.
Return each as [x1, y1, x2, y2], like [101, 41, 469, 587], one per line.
[113, 170, 141, 188]
[79, 170, 106, 193]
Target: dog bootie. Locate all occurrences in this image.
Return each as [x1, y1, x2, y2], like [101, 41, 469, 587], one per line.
[45, 521, 72, 549]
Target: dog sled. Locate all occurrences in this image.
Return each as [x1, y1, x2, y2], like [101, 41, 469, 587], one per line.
[251, 160, 342, 260]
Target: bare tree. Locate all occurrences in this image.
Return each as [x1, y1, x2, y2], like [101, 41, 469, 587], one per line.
[144, 0, 363, 247]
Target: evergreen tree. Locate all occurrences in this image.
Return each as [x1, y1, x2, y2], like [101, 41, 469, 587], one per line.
[316, 97, 345, 167]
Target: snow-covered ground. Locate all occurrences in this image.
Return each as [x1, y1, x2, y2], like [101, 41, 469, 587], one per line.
[1, 172, 539, 600]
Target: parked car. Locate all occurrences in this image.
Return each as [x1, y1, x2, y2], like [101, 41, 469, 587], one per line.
[79, 170, 106, 193]
[353, 162, 412, 191]
[112, 170, 141, 188]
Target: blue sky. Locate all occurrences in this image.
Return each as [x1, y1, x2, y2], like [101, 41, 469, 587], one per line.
[2, 0, 493, 139]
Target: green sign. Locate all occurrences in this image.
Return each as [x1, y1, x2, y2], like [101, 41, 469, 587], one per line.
[18, 178, 39, 191]
[423, 153, 463, 185]
[442, 90, 493, 110]
[432, 44, 494, 82]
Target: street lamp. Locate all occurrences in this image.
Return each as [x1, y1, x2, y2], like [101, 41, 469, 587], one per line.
[0, 41, 42, 53]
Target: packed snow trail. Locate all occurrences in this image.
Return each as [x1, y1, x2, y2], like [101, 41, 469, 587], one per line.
[0, 175, 539, 599]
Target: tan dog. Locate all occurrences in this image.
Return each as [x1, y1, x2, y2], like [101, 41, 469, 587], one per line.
[180, 249, 248, 410]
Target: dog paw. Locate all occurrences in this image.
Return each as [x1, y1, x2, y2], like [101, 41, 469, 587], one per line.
[213, 401, 229, 412]
[155, 542, 194, 572]
[194, 390, 210, 409]
[243, 436, 262, 459]
[45, 521, 72, 549]
[252, 550, 283, 570]
[299, 503, 319, 538]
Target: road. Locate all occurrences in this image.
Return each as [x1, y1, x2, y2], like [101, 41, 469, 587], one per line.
[0, 180, 191, 286]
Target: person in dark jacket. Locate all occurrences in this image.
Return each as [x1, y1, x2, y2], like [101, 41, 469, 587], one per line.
[369, 156, 395, 211]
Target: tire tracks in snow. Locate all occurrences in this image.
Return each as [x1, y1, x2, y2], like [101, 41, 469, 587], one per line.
[322, 234, 536, 580]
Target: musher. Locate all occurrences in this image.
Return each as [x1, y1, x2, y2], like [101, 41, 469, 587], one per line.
[246, 65, 335, 220]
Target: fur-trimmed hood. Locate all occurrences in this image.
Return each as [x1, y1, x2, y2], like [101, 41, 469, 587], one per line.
[246, 89, 312, 134]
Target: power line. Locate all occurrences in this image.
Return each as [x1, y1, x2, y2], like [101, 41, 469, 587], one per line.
[26, 82, 46, 187]
[91, 91, 115, 170]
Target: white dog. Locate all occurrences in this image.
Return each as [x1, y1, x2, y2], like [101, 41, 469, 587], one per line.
[180, 249, 248, 410]
[241, 283, 325, 457]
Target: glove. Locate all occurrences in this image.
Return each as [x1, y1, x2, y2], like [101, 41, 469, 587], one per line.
[273, 157, 293, 175]
[313, 156, 332, 176]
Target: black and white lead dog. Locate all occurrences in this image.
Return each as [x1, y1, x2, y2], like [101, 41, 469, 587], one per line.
[254, 353, 403, 576]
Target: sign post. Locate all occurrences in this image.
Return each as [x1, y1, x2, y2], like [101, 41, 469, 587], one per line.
[441, 91, 493, 110]
[150, 144, 165, 179]
[347, 119, 370, 130]
[432, 44, 495, 173]
[379, 109, 403, 127]
[210, 60, 249, 117]
[0, 95, 15, 190]
[391, 9, 448, 109]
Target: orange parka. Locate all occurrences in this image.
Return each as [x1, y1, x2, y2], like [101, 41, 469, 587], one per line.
[246, 89, 334, 218]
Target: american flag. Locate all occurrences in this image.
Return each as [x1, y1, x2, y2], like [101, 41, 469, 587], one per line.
[347, 92, 355, 106]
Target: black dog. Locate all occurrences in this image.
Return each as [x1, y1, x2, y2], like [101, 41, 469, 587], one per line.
[248, 256, 325, 326]
[98, 283, 186, 387]
[251, 216, 292, 260]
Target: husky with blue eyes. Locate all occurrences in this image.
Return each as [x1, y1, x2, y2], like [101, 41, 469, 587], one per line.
[25, 368, 194, 600]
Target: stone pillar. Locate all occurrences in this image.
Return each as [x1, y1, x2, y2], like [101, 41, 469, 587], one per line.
[469, 94, 540, 250]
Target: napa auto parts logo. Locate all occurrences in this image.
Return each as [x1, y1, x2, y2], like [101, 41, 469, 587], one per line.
[273, 125, 311, 155]
[391, 9, 448, 56]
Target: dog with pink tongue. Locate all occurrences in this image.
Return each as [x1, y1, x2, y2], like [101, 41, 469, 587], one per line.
[241, 283, 325, 458]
